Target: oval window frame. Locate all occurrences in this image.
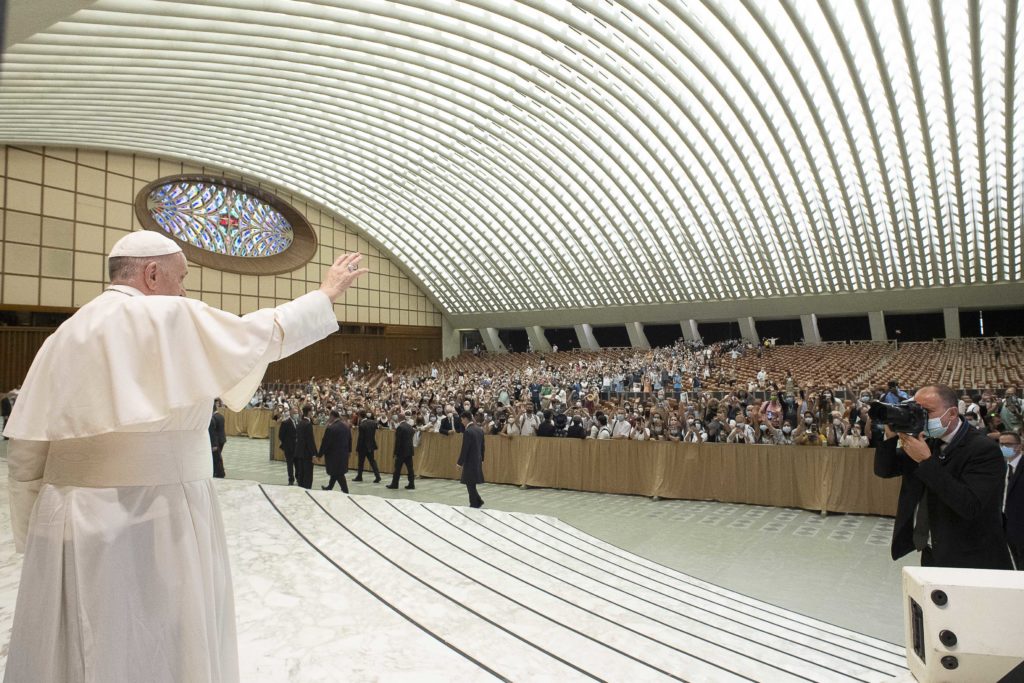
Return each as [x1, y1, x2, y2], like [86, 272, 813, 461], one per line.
[133, 174, 318, 275]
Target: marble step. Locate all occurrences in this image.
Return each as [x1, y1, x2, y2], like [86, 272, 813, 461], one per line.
[260, 484, 909, 682]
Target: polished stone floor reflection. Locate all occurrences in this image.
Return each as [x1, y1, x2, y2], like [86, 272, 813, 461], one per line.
[0, 438, 914, 681]
[224, 435, 914, 643]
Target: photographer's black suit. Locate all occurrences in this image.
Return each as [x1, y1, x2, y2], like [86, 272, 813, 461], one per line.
[1004, 459, 1024, 569]
[875, 420, 1012, 569]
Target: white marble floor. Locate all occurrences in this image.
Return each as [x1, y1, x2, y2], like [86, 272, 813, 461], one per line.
[0, 462, 909, 681]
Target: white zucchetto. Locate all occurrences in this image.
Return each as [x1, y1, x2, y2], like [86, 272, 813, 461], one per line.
[109, 230, 183, 258]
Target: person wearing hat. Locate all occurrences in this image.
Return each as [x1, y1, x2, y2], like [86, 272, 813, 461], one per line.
[386, 411, 416, 490]
[3, 229, 367, 683]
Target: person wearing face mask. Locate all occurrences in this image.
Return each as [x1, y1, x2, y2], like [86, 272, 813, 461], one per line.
[683, 420, 707, 443]
[386, 412, 416, 490]
[793, 412, 824, 446]
[278, 407, 300, 485]
[840, 425, 869, 448]
[1000, 432, 1023, 569]
[874, 384, 1012, 569]
[755, 422, 774, 445]
[826, 412, 848, 447]
[439, 404, 463, 436]
[611, 411, 632, 439]
[775, 421, 795, 445]
[518, 404, 541, 436]
[726, 417, 755, 444]
[354, 410, 382, 483]
[649, 416, 665, 441]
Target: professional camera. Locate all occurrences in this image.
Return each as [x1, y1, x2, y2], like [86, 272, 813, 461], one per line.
[868, 400, 928, 434]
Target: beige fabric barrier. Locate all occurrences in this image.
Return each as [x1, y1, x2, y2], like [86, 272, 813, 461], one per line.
[266, 427, 899, 516]
[220, 408, 272, 439]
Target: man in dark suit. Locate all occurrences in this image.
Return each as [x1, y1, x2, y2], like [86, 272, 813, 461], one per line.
[439, 405, 463, 435]
[278, 407, 299, 485]
[387, 412, 416, 490]
[320, 410, 351, 493]
[208, 399, 227, 478]
[354, 411, 381, 483]
[875, 384, 1012, 569]
[294, 405, 318, 489]
[458, 413, 485, 508]
[1000, 431, 1023, 569]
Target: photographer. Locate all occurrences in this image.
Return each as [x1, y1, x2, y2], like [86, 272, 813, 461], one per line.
[793, 411, 824, 446]
[825, 411, 849, 447]
[873, 384, 1012, 569]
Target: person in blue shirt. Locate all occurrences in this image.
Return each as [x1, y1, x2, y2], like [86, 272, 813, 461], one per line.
[882, 380, 910, 405]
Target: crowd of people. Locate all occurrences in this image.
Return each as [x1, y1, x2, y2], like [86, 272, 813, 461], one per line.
[251, 339, 1023, 449]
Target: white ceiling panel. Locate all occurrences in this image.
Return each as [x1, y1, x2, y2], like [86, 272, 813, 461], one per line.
[1, 0, 1020, 315]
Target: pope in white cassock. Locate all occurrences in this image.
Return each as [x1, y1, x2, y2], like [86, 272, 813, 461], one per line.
[3, 230, 367, 682]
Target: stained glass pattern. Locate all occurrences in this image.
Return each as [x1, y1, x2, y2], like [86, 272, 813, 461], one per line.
[146, 180, 294, 257]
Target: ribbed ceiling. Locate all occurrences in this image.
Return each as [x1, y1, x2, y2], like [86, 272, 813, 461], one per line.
[1, 0, 1021, 315]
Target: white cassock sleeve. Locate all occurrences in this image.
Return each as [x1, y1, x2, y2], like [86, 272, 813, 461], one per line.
[219, 291, 336, 411]
[8, 440, 48, 553]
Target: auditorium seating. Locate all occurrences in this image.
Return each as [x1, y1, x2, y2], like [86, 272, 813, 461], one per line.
[355, 337, 1023, 395]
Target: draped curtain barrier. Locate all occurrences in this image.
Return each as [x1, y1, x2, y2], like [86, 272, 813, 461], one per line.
[220, 407, 272, 438]
[242, 414, 899, 517]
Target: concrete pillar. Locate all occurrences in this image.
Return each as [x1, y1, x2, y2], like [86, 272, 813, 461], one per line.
[574, 324, 600, 350]
[868, 311, 887, 342]
[800, 313, 822, 345]
[680, 319, 700, 343]
[479, 327, 507, 353]
[525, 326, 552, 353]
[625, 322, 650, 349]
[737, 317, 759, 345]
[943, 307, 960, 340]
[441, 316, 460, 359]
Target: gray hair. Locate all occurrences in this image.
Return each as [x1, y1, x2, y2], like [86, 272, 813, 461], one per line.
[108, 254, 177, 282]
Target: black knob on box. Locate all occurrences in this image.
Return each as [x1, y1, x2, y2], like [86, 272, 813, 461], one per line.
[941, 655, 959, 670]
[931, 589, 948, 606]
[938, 630, 957, 647]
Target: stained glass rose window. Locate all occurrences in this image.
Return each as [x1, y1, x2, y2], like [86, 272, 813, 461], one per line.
[134, 175, 317, 274]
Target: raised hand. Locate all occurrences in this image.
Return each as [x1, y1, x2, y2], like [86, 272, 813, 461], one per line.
[319, 253, 369, 302]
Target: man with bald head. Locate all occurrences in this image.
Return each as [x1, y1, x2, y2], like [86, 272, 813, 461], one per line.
[4, 230, 368, 682]
[874, 383, 1012, 569]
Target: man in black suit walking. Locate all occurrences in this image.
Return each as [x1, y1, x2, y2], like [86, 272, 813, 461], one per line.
[208, 399, 227, 478]
[458, 412, 485, 508]
[320, 410, 351, 493]
[387, 412, 416, 490]
[1000, 431, 1023, 569]
[354, 410, 381, 483]
[278, 407, 299, 485]
[875, 384, 1012, 569]
[294, 405, 318, 489]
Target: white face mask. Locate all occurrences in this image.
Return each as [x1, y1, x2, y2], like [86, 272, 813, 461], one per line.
[782, 426, 792, 434]
[804, 417, 813, 425]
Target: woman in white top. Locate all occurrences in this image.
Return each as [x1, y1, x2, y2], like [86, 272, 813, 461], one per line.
[839, 426, 869, 448]
[630, 417, 651, 441]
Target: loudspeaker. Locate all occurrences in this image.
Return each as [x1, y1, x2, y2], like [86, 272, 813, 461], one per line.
[902, 566, 1024, 682]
